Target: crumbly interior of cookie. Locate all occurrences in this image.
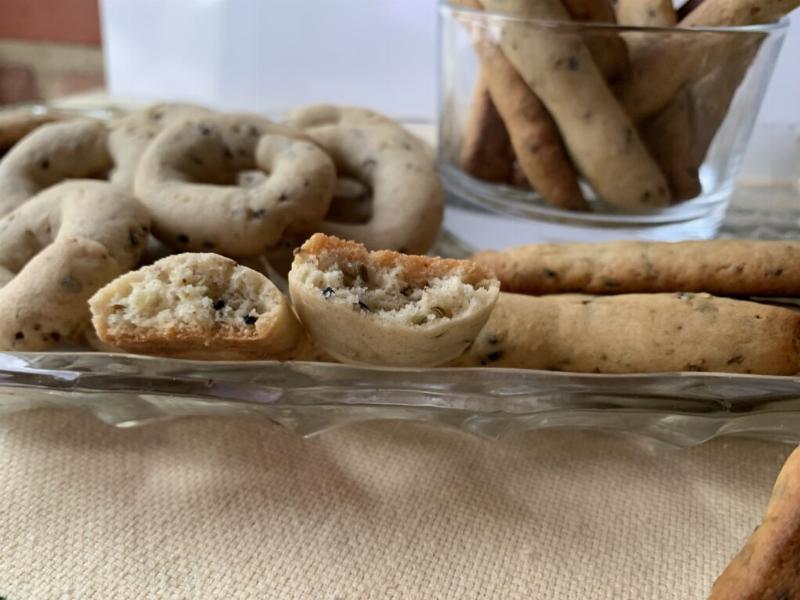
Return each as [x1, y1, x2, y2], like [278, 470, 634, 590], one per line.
[101, 259, 274, 335]
[294, 257, 495, 327]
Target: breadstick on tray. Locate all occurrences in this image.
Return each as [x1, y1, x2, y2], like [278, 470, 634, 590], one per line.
[707, 445, 800, 598]
[472, 240, 800, 296]
[449, 292, 800, 375]
[615, 0, 677, 26]
[561, 0, 629, 82]
[478, 0, 670, 210]
[616, 0, 800, 122]
[459, 74, 515, 183]
[475, 41, 588, 210]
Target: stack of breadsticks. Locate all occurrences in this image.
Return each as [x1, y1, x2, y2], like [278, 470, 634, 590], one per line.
[455, 0, 798, 211]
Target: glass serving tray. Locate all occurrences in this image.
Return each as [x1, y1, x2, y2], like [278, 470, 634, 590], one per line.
[3, 102, 800, 445]
[3, 352, 800, 447]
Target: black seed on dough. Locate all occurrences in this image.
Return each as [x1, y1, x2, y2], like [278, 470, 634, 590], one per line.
[543, 268, 558, 278]
[247, 208, 266, 219]
[129, 230, 140, 246]
[358, 264, 368, 282]
[39, 159, 49, 170]
[602, 277, 620, 288]
[33, 324, 41, 331]
[50, 331, 61, 342]
[176, 234, 190, 244]
[278, 193, 289, 202]
[60, 275, 83, 293]
[248, 125, 260, 137]
[243, 315, 258, 325]
[487, 351, 503, 362]
[213, 299, 225, 310]
[358, 301, 370, 312]
[771, 268, 784, 277]
[303, 179, 310, 188]
[14, 331, 23, 340]
[486, 334, 498, 345]
[727, 355, 745, 365]
[222, 146, 233, 159]
[200, 126, 211, 136]
[322, 287, 335, 299]
[567, 55, 580, 71]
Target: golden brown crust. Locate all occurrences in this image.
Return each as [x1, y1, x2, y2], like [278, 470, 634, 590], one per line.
[472, 241, 800, 296]
[298, 233, 493, 287]
[458, 75, 515, 184]
[708, 445, 800, 599]
[450, 292, 800, 375]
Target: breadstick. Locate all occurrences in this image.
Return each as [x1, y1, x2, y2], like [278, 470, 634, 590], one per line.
[450, 292, 800, 375]
[472, 240, 800, 296]
[616, 0, 800, 122]
[642, 42, 757, 201]
[708, 445, 800, 598]
[475, 41, 588, 210]
[616, 0, 676, 26]
[561, 0, 629, 82]
[479, 0, 670, 209]
[459, 74, 515, 183]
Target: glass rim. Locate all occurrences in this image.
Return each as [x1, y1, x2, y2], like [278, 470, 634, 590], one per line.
[441, 2, 791, 35]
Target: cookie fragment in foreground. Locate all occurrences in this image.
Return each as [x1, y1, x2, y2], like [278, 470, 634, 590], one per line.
[707, 445, 800, 599]
[288, 234, 500, 367]
[89, 253, 307, 360]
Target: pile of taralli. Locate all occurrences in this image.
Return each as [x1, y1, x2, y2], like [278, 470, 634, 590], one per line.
[453, 0, 799, 210]
[1, 99, 800, 375]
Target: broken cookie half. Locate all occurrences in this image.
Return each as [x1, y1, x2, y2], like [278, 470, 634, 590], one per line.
[288, 233, 500, 367]
[89, 253, 307, 360]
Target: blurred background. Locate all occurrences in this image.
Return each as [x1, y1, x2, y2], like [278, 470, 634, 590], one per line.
[0, 0, 797, 180]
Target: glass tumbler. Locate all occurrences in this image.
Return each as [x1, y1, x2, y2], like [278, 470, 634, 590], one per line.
[438, 3, 789, 241]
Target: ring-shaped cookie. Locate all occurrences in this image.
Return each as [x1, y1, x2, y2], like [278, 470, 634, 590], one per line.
[0, 180, 150, 350]
[134, 115, 336, 257]
[0, 107, 63, 156]
[297, 122, 443, 254]
[0, 119, 111, 215]
[108, 102, 214, 189]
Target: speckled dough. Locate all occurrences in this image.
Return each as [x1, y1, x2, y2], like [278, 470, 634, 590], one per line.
[108, 102, 214, 189]
[290, 122, 443, 254]
[478, 0, 670, 210]
[472, 240, 800, 296]
[90, 253, 309, 360]
[708, 445, 800, 598]
[450, 292, 800, 375]
[288, 234, 499, 367]
[0, 108, 63, 154]
[134, 114, 336, 257]
[0, 180, 150, 350]
[0, 119, 111, 215]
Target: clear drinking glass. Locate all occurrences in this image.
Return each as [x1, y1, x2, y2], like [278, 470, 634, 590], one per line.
[438, 3, 789, 241]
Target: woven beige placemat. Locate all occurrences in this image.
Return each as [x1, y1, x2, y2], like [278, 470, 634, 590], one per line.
[0, 407, 791, 599]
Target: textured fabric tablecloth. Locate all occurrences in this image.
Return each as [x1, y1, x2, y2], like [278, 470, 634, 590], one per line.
[0, 408, 791, 599]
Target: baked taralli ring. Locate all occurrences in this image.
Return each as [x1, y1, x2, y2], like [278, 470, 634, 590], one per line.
[288, 234, 499, 367]
[89, 253, 309, 360]
[134, 115, 337, 257]
[0, 108, 64, 156]
[284, 104, 442, 254]
[0, 180, 150, 350]
[108, 102, 214, 189]
[297, 122, 443, 254]
[0, 119, 111, 215]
